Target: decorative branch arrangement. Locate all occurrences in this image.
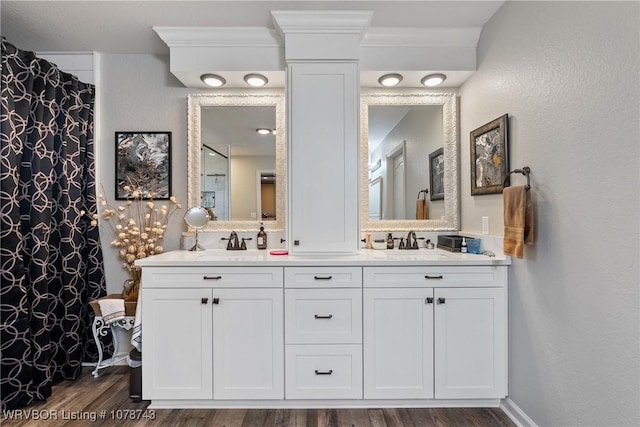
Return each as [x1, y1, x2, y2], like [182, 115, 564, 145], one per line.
[89, 184, 182, 300]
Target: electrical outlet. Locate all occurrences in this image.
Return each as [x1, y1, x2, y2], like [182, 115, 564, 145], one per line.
[482, 216, 490, 235]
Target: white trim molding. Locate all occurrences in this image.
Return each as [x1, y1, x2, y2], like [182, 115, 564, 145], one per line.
[501, 398, 539, 427]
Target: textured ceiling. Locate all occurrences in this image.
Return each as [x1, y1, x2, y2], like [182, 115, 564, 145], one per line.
[2, 1, 504, 54]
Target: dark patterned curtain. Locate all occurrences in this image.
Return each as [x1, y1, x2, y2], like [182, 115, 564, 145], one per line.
[0, 39, 106, 410]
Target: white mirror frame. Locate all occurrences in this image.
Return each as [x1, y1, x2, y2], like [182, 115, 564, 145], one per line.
[187, 91, 286, 232]
[360, 90, 459, 231]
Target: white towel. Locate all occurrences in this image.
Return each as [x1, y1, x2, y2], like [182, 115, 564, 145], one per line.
[97, 298, 125, 324]
[131, 291, 142, 352]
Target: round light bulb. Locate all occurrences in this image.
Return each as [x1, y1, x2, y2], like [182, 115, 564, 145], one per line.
[378, 73, 403, 87]
[421, 73, 447, 87]
[244, 74, 268, 87]
[256, 128, 272, 135]
[200, 74, 226, 87]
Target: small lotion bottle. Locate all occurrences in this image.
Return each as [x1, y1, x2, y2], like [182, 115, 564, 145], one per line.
[257, 224, 267, 250]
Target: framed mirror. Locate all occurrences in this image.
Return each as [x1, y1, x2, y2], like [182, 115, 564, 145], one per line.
[187, 91, 285, 231]
[360, 90, 459, 231]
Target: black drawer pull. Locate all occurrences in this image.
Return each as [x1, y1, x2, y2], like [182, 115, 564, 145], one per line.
[201, 298, 208, 304]
[314, 276, 333, 280]
[314, 370, 333, 375]
[314, 314, 333, 319]
[203, 276, 222, 280]
[424, 275, 444, 280]
[438, 298, 446, 304]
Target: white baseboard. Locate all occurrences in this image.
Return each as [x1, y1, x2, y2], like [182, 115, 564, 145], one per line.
[500, 398, 538, 427]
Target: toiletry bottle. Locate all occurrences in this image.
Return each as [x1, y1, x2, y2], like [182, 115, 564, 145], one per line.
[257, 223, 267, 250]
[386, 233, 394, 249]
[365, 232, 373, 249]
[461, 237, 468, 253]
[181, 232, 195, 250]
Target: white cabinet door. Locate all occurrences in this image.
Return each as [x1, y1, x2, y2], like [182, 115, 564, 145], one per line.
[141, 288, 213, 400]
[363, 288, 434, 399]
[212, 288, 284, 399]
[434, 287, 506, 399]
[288, 62, 359, 254]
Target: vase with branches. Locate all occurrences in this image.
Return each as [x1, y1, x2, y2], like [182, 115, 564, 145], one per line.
[90, 185, 182, 301]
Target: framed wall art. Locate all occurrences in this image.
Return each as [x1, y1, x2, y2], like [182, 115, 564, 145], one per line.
[429, 147, 445, 201]
[470, 114, 509, 195]
[115, 132, 172, 200]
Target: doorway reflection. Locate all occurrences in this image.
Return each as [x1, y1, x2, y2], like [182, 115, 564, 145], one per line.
[202, 144, 229, 220]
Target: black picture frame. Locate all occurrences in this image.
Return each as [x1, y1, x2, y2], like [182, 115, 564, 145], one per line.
[429, 147, 445, 201]
[470, 114, 509, 195]
[115, 132, 172, 200]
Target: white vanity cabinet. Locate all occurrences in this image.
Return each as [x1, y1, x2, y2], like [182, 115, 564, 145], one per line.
[287, 62, 360, 255]
[363, 266, 507, 400]
[141, 267, 284, 401]
[284, 267, 363, 399]
[137, 252, 510, 408]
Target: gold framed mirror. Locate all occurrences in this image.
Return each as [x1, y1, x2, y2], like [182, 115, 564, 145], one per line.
[360, 90, 459, 231]
[187, 91, 286, 232]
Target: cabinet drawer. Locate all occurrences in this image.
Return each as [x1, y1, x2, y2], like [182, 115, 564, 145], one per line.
[363, 266, 506, 288]
[284, 267, 362, 288]
[285, 289, 362, 344]
[143, 267, 283, 288]
[285, 345, 363, 399]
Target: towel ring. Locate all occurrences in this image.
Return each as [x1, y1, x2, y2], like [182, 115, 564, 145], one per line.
[417, 189, 429, 199]
[504, 166, 531, 190]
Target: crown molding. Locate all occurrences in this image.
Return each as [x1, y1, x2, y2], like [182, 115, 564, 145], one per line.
[153, 27, 282, 48]
[271, 10, 373, 37]
[362, 27, 482, 48]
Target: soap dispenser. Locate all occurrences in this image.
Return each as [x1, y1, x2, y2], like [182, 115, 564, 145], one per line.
[386, 233, 394, 249]
[461, 237, 468, 253]
[257, 223, 267, 250]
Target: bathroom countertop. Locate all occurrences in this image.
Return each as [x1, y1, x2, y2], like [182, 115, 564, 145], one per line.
[135, 248, 511, 267]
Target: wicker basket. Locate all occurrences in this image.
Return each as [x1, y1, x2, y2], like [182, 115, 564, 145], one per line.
[89, 294, 137, 317]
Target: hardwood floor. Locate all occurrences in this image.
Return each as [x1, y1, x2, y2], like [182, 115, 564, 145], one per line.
[1, 367, 516, 427]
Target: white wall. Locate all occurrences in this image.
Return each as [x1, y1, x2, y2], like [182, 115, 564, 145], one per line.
[98, 54, 192, 293]
[459, 2, 639, 425]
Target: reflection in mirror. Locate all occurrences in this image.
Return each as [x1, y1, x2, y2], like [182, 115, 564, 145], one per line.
[367, 105, 444, 220]
[361, 91, 459, 231]
[201, 106, 275, 222]
[188, 92, 285, 232]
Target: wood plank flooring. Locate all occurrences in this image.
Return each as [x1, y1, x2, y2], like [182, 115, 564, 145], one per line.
[1, 367, 515, 427]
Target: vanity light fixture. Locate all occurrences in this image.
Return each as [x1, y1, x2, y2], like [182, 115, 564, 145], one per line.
[200, 74, 226, 88]
[421, 73, 447, 87]
[244, 73, 269, 87]
[378, 73, 403, 87]
[256, 128, 274, 135]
